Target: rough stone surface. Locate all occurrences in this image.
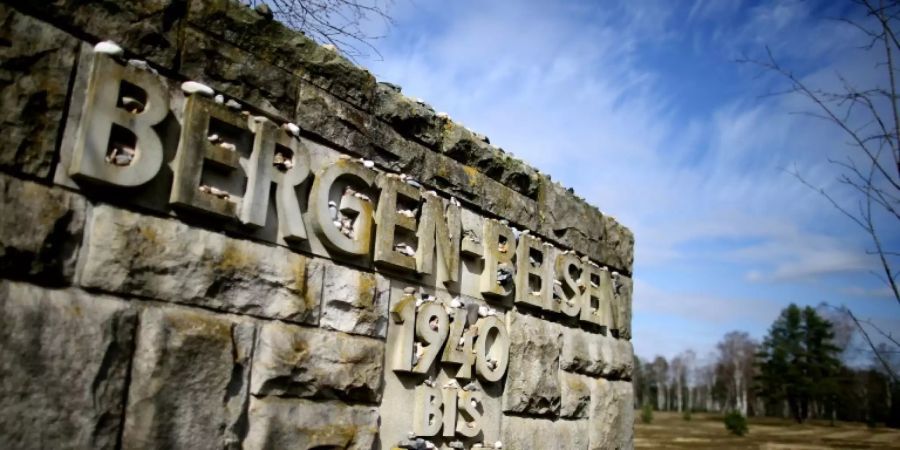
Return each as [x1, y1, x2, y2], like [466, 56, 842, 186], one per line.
[589, 379, 635, 450]
[560, 371, 593, 419]
[561, 327, 633, 380]
[79, 205, 322, 323]
[614, 273, 633, 340]
[560, 327, 596, 375]
[367, 113, 433, 173]
[295, 79, 374, 157]
[122, 307, 254, 450]
[179, 28, 297, 119]
[294, 80, 429, 180]
[373, 82, 445, 147]
[6, 0, 186, 68]
[0, 175, 85, 285]
[616, 339, 635, 380]
[440, 121, 540, 199]
[603, 216, 635, 275]
[503, 310, 562, 416]
[320, 262, 390, 337]
[480, 171, 542, 234]
[501, 416, 589, 450]
[0, 281, 136, 450]
[187, 0, 376, 109]
[419, 147, 486, 206]
[244, 397, 379, 450]
[558, 419, 591, 450]
[0, 6, 78, 178]
[250, 321, 384, 402]
[537, 180, 609, 270]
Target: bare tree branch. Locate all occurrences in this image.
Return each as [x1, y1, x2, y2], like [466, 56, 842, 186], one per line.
[844, 307, 899, 383]
[249, 0, 394, 61]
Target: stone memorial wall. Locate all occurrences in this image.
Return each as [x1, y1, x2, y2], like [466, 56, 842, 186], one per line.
[0, 0, 635, 448]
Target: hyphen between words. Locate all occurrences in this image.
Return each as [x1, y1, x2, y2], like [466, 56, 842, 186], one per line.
[67, 48, 626, 336]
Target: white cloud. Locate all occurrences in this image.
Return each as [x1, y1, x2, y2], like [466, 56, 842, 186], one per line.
[739, 232, 877, 282]
[631, 278, 782, 358]
[840, 286, 896, 299]
[633, 279, 783, 325]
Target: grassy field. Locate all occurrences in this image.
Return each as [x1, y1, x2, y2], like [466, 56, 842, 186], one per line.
[635, 411, 900, 449]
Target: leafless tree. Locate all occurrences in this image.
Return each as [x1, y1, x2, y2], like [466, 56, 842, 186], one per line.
[682, 350, 697, 412]
[651, 356, 669, 410]
[739, 0, 900, 381]
[717, 331, 757, 415]
[698, 357, 718, 411]
[248, 0, 393, 59]
[668, 350, 697, 413]
[669, 354, 686, 413]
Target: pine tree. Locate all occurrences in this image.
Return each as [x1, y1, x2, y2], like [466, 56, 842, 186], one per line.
[756, 304, 842, 423]
[802, 307, 841, 422]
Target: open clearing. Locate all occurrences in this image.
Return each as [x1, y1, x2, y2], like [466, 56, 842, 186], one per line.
[635, 411, 900, 449]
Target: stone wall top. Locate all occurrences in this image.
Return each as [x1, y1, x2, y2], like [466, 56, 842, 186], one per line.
[7, 0, 633, 275]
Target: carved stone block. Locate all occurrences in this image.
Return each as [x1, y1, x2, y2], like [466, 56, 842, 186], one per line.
[589, 379, 635, 450]
[0, 6, 78, 178]
[500, 416, 589, 450]
[79, 204, 322, 323]
[320, 262, 391, 337]
[560, 326, 633, 380]
[244, 397, 379, 450]
[250, 321, 384, 402]
[502, 310, 561, 417]
[0, 281, 136, 450]
[10, 0, 184, 67]
[121, 307, 254, 450]
[0, 174, 85, 285]
[613, 273, 633, 340]
[560, 371, 592, 419]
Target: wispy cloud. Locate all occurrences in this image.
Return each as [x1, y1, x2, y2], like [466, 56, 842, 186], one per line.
[840, 286, 897, 299]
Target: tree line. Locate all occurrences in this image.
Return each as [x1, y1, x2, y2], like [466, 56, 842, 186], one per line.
[633, 304, 900, 427]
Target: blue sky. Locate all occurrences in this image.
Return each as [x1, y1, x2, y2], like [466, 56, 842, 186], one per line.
[354, 0, 900, 362]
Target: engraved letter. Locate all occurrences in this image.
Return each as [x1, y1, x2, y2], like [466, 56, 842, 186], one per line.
[556, 251, 583, 318]
[308, 160, 376, 256]
[238, 117, 277, 227]
[271, 133, 311, 242]
[417, 192, 461, 287]
[442, 307, 475, 379]
[170, 95, 249, 219]
[480, 219, 516, 299]
[580, 260, 614, 330]
[374, 174, 420, 272]
[442, 386, 458, 438]
[414, 302, 450, 374]
[69, 53, 167, 186]
[414, 385, 443, 437]
[515, 234, 554, 310]
[388, 292, 417, 372]
[474, 315, 509, 382]
[456, 390, 483, 438]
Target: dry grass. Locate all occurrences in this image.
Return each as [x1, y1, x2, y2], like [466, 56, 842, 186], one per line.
[635, 411, 900, 449]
